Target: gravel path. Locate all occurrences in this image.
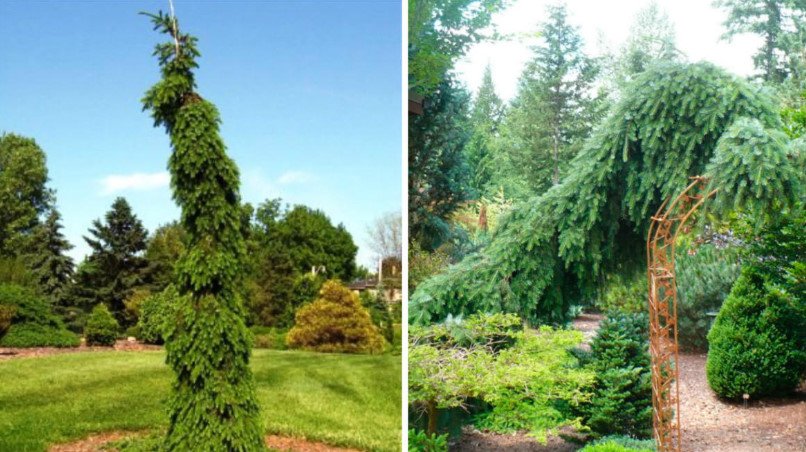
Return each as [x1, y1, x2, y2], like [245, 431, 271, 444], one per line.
[678, 353, 806, 451]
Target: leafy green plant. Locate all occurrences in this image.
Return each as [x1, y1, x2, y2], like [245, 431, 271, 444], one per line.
[580, 435, 656, 451]
[409, 313, 593, 438]
[84, 304, 119, 346]
[251, 326, 287, 350]
[286, 280, 385, 354]
[408, 429, 448, 452]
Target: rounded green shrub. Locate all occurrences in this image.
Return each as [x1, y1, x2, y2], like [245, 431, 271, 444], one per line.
[287, 280, 385, 354]
[706, 267, 806, 398]
[84, 304, 119, 346]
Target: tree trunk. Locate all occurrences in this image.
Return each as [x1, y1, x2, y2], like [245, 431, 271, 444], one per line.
[426, 399, 438, 435]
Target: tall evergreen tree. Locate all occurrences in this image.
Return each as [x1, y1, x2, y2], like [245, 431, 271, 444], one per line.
[76, 197, 148, 324]
[616, 2, 680, 87]
[141, 11, 264, 451]
[715, 0, 806, 83]
[26, 210, 74, 304]
[409, 77, 473, 250]
[465, 65, 505, 194]
[506, 4, 600, 192]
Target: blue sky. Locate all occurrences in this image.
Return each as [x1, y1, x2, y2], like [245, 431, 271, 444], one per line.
[0, 0, 402, 268]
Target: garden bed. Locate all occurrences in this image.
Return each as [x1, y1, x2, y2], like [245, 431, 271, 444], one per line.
[0, 339, 160, 360]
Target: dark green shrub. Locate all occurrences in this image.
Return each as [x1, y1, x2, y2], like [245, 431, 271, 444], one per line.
[583, 313, 652, 438]
[676, 244, 740, 351]
[598, 272, 646, 314]
[0, 283, 78, 347]
[408, 429, 448, 452]
[287, 280, 385, 354]
[0, 323, 80, 347]
[84, 304, 119, 346]
[137, 286, 179, 345]
[706, 267, 806, 398]
[581, 435, 656, 451]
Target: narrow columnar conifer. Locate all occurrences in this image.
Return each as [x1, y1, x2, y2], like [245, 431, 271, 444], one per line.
[141, 11, 265, 451]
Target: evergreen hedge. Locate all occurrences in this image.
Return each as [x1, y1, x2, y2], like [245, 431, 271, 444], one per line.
[84, 304, 119, 346]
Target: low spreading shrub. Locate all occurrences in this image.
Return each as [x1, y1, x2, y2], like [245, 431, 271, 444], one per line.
[137, 286, 179, 344]
[409, 313, 593, 439]
[84, 304, 119, 346]
[0, 323, 80, 347]
[706, 267, 806, 398]
[580, 435, 656, 451]
[407, 429, 448, 452]
[0, 283, 78, 347]
[286, 280, 385, 354]
[583, 313, 652, 439]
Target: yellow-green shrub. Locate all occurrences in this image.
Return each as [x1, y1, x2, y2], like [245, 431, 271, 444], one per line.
[286, 280, 384, 354]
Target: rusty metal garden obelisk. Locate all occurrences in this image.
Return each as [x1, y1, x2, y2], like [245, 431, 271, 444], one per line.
[646, 176, 716, 452]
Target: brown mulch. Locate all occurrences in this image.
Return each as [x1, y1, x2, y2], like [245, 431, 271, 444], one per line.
[48, 431, 137, 452]
[0, 340, 161, 360]
[48, 432, 364, 452]
[266, 435, 362, 452]
[450, 426, 581, 451]
[678, 352, 806, 452]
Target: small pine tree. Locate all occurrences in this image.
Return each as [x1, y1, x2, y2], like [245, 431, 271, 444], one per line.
[287, 280, 385, 354]
[141, 11, 265, 451]
[84, 303, 119, 346]
[26, 210, 74, 305]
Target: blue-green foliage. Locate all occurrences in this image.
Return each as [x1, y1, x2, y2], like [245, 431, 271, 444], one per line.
[410, 62, 795, 326]
[142, 11, 264, 451]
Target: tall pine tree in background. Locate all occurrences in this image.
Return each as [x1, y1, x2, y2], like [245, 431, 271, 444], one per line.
[75, 197, 148, 324]
[409, 77, 473, 251]
[465, 65, 507, 196]
[715, 0, 806, 83]
[615, 1, 679, 89]
[27, 210, 74, 305]
[506, 4, 600, 193]
[141, 11, 264, 451]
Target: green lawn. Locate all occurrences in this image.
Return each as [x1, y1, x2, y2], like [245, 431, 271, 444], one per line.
[0, 349, 401, 451]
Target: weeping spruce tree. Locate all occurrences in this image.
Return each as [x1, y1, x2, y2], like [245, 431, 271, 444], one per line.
[141, 12, 265, 451]
[410, 62, 803, 325]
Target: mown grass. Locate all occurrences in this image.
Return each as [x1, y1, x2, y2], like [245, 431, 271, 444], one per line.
[0, 349, 401, 451]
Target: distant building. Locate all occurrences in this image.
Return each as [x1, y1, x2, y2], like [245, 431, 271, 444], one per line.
[348, 256, 402, 302]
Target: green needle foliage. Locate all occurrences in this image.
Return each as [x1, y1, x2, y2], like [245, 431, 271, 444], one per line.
[141, 11, 265, 451]
[411, 62, 802, 325]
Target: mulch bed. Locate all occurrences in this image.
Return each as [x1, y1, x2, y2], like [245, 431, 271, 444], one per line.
[450, 426, 581, 451]
[0, 340, 161, 361]
[47, 432, 363, 452]
[678, 353, 806, 451]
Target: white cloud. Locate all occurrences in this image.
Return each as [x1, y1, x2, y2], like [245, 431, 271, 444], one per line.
[99, 171, 169, 195]
[277, 170, 314, 185]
